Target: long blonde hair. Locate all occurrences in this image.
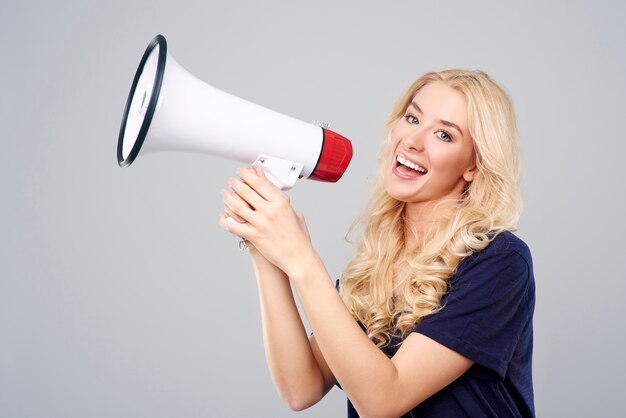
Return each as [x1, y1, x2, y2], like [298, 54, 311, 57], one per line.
[340, 70, 521, 348]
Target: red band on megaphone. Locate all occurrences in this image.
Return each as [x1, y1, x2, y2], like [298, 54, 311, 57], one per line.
[309, 129, 353, 183]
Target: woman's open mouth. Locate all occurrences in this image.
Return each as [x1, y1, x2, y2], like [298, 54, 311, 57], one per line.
[394, 154, 428, 178]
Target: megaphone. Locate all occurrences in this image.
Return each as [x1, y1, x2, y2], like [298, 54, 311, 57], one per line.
[118, 34, 353, 190]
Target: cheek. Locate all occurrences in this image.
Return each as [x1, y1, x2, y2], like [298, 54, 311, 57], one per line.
[388, 126, 402, 147]
[431, 148, 470, 176]
[389, 118, 410, 141]
[386, 128, 403, 159]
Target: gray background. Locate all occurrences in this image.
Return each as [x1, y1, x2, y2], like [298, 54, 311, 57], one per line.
[2, 0, 625, 417]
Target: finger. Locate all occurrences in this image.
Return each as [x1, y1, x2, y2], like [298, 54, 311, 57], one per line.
[224, 206, 246, 224]
[229, 176, 268, 210]
[221, 188, 258, 224]
[252, 165, 264, 177]
[223, 184, 252, 212]
[236, 167, 282, 201]
[218, 212, 253, 238]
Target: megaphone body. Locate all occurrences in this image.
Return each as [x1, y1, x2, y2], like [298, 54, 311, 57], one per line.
[118, 35, 352, 190]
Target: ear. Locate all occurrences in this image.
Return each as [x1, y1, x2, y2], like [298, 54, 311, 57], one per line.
[462, 164, 478, 182]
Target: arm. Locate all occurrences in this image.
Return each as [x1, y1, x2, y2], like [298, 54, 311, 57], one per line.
[220, 168, 473, 417]
[289, 252, 473, 418]
[248, 247, 336, 410]
[221, 188, 335, 410]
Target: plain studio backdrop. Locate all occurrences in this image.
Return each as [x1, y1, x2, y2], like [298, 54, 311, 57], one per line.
[1, 0, 624, 417]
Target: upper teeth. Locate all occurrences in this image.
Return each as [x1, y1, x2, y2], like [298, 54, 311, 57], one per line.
[397, 155, 427, 173]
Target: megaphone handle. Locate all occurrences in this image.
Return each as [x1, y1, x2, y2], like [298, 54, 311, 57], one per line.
[252, 155, 303, 191]
[225, 155, 303, 236]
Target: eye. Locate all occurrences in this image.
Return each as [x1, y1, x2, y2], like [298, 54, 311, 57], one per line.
[436, 130, 452, 142]
[404, 113, 419, 125]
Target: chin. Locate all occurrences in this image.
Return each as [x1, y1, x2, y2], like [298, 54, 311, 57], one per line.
[384, 183, 416, 203]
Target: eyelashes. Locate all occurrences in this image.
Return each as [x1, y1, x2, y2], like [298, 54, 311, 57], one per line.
[436, 130, 452, 142]
[403, 113, 453, 142]
[404, 113, 419, 124]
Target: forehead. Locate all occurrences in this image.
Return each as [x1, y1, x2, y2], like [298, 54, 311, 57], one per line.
[411, 82, 468, 127]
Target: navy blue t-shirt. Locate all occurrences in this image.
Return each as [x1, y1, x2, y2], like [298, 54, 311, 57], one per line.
[346, 231, 535, 417]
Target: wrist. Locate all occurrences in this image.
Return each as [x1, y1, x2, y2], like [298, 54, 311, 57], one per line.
[250, 247, 279, 268]
[285, 249, 324, 283]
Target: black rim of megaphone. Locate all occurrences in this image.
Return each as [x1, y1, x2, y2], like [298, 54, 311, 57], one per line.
[117, 34, 168, 167]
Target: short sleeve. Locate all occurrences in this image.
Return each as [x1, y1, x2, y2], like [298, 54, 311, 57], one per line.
[412, 233, 534, 380]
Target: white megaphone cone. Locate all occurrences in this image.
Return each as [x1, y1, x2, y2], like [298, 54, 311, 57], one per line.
[118, 34, 353, 190]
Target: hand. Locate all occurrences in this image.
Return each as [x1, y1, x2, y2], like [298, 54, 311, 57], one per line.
[220, 174, 257, 253]
[218, 166, 315, 277]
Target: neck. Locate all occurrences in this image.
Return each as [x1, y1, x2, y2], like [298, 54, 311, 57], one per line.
[403, 200, 456, 246]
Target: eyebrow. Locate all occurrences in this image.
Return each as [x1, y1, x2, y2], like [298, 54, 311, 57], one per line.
[408, 101, 464, 136]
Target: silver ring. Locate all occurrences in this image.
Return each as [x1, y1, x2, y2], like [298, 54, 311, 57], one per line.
[238, 239, 248, 251]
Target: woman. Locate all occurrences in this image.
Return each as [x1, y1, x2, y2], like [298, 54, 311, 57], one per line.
[219, 70, 535, 417]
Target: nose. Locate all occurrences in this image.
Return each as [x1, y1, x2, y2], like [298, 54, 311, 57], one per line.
[403, 125, 426, 152]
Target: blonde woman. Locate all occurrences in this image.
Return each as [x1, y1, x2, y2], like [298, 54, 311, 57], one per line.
[219, 70, 535, 417]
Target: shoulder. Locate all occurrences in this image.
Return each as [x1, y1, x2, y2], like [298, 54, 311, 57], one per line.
[452, 231, 534, 297]
[488, 231, 531, 261]
[457, 231, 532, 276]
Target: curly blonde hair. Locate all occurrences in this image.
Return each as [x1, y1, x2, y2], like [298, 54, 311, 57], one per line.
[340, 70, 522, 348]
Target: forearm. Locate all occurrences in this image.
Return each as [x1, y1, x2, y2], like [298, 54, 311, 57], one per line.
[250, 253, 331, 410]
[288, 253, 404, 417]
